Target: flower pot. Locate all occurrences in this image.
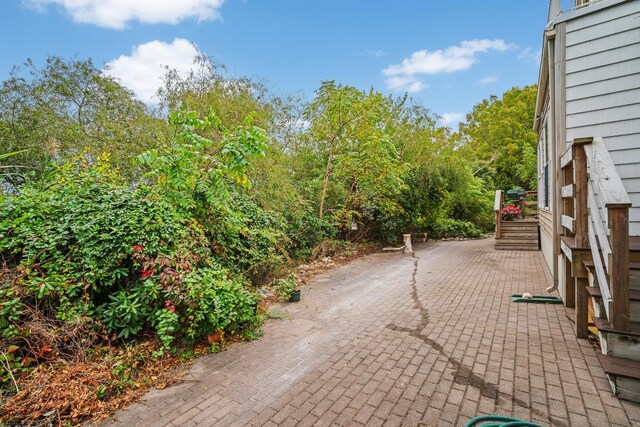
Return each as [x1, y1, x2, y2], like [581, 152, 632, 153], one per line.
[207, 331, 223, 344]
[288, 290, 301, 303]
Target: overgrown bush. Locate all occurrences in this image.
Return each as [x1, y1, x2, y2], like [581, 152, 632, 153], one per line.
[0, 111, 274, 395]
[137, 110, 285, 285]
[430, 218, 485, 239]
[283, 210, 337, 259]
[210, 191, 286, 284]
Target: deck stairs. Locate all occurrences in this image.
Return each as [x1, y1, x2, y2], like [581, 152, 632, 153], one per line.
[494, 220, 539, 251]
[559, 137, 640, 403]
[494, 191, 539, 251]
[586, 242, 640, 403]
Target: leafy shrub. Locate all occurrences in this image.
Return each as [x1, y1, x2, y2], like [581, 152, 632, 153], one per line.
[138, 110, 285, 284]
[0, 112, 272, 389]
[210, 191, 286, 283]
[430, 218, 485, 239]
[283, 210, 337, 259]
[275, 274, 298, 300]
[179, 268, 259, 339]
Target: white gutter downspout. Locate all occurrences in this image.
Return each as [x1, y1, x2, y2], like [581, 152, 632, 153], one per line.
[546, 29, 560, 293]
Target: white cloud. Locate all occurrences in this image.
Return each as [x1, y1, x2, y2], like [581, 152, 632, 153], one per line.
[385, 76, 428, 93]
[104, 38, 200, 104]
[438, 113, 465, 126]
[364, 49, 387, 58]
[477, 76, 498, 85]
[383, 39, 513, 92]
[25, 0, 224, 29]
[518, 47, 541, 63]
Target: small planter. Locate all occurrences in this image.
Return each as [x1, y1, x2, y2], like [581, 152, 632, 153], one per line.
[288, 289, 301, 303]
[501, 205, 521, 221]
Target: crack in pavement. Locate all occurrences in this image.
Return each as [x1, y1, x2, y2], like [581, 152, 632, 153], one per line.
[386, 255, 567, 427]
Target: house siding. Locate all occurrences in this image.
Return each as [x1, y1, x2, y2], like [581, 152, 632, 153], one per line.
[564, 0, 640, 235]
[539, 209, 554, 272]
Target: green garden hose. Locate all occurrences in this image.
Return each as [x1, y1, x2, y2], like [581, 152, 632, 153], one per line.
[464, 415, 544, 427]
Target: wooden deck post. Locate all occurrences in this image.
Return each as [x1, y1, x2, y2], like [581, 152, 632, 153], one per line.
[573, 143, 588, 248]
[494, 190, 504, 239]
[561, 146, 575, 308]
[576, 277, 589, 338]
[609, 206, 630, 331]
[573, 139, 589, 337]
[564, 255, 575, 308]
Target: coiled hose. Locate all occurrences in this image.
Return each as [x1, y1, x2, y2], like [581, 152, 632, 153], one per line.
[464, 415, 544, 427]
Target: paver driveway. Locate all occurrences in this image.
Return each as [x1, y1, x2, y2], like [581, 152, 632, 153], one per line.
[103, 238, 640, 426]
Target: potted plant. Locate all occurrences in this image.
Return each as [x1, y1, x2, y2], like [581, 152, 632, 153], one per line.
[502, 204, 521, 221]
[288, 289, 301, 302]
[276, 273, 300, 302]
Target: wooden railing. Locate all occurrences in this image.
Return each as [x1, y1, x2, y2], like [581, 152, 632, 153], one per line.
[494, 190, 504, 238]
[521, 191, 539, 219]
[561, 0, 606, 14]
[561, 137, 631, 333]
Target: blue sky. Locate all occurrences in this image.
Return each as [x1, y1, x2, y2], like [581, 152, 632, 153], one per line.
[0, 0, 549, 127]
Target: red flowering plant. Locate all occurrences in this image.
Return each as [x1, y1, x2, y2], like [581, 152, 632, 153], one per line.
[502, 204, 521, 221]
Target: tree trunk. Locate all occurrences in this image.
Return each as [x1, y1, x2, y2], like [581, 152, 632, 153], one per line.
[318, 139, 335, 218]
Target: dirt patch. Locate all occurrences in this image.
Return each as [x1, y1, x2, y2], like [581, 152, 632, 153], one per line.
[0, 340, 198, 426]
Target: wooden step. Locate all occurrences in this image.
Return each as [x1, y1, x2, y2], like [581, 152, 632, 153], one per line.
[495, 238, 538, 244]
[593, 317, 640, 338]
[631, 237, 640, 263]
[587, 285, 640, 323]
[499, 227, 538, 232]
[501, 222, 538, 227]
[584, 260, 640, 270]
[593, 317, 640, 361]
[499, 235, 538, 240]
[631, 262, 640, 290]
[500, 230, 538, 235]
[598, 352, 640, 379]
[495, 244, 539, 251]
[586, 286, 640, 301]
[495, 247, 539, 251]
[597, 352, 640, 403]
[584, 260, 640, 291]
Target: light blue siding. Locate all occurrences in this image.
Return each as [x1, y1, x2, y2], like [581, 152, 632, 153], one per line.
[565, 0, 640, 235]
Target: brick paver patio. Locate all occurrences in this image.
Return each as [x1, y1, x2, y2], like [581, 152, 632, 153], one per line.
[103, 238, 640, 426]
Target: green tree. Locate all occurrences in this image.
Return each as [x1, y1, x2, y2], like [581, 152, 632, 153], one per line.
[158, 54, 270, 130]
[0, 56, 164, 185]
[389, 101, 493, 233]
[455, 85, 538, 191]
[302, 82, 409, 239]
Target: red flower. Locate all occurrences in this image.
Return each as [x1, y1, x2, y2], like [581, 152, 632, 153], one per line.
[502, 204, 521, 220]
[164, 300, 175, 313]
[133, 245, 143, 253]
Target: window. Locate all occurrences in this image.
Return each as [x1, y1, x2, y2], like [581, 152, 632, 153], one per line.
[538, 118, 551, 210]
